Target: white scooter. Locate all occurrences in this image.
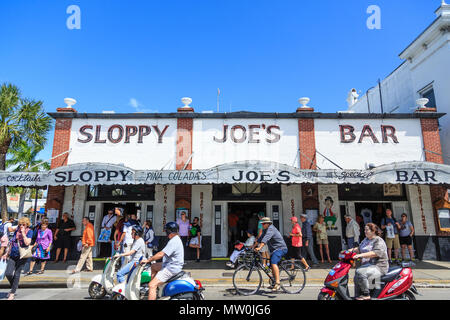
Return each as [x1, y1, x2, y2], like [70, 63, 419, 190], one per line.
[110, 260, 152, 300]
[88, 255, 121, 299]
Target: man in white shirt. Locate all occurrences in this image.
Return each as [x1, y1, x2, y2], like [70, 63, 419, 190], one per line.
[100, 210, 116, 257]
[345, 215, 360, 249]
[141, 222, 184, 301]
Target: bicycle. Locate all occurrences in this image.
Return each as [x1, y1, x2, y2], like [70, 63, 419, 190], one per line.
[232, 250, 306, 296]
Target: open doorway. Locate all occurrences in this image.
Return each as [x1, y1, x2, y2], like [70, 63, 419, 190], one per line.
[227, 203, 266, 255]
[97, 203, 142, 258]
[354, 203, 392, 243]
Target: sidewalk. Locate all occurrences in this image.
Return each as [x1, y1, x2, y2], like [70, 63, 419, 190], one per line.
[1, 259, 449, 289]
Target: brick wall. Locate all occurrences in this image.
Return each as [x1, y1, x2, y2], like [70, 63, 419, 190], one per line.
[46, 108, 76, 214]
[175, 109, 194, 213]
[417, 108, 448, 236]
[297, 108, 319, 214]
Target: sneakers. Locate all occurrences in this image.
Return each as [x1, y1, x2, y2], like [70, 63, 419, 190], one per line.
[226, 262, 235, 268]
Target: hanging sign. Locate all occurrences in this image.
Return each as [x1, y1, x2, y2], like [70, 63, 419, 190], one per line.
[0, 161, 449, 186]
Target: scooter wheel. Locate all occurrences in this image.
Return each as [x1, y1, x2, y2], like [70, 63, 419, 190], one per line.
[111, 293, 127, 300]
[403, 290, 416, 300]
[88, 282, 106, 299]
[318, 292, 336, 300]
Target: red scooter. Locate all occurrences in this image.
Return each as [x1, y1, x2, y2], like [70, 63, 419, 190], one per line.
[318, 250, 419, 300]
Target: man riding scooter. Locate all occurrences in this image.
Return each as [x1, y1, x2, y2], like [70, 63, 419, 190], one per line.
[140, 221, 184, 301]
[115, 225, 146, 284]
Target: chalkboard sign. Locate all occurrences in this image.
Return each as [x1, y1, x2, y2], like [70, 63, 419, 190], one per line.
[438, 237, 450, 261]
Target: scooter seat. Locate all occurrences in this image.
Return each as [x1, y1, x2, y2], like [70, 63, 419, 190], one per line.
[166, 271, 187, 283]
[380, 266, 402, 282]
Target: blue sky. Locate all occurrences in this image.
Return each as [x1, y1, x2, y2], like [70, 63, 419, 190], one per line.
[0, 0, 440, 161]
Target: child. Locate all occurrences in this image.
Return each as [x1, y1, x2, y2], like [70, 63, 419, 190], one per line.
[226, 230, 255, 268]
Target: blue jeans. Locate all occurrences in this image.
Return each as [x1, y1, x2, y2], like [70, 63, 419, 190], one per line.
[117, 261, 135, 283]
[347, 237, 358, 249]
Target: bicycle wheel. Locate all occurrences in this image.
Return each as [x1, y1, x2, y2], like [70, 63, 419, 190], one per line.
[232, 264, 262, 296]
[279, 261, 306, 294]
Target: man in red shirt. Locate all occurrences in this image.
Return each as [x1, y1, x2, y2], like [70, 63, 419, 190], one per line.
[289, 216, 310, 271]
[228, 211, 239, 244]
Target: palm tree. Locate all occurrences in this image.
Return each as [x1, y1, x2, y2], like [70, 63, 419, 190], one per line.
[0, 83, 52, 222]
[6, 141, 51, 219]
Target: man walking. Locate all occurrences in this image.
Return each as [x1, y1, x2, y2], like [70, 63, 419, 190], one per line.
[345, 215, 360, 249]
[300, 214, 319, 266]
[72, 217, 95, 273]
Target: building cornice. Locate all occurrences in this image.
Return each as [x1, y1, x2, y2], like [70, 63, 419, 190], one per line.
[48, 111, 446, 120]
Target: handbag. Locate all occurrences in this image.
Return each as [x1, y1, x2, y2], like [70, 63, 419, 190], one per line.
[19, 245, 34, 259]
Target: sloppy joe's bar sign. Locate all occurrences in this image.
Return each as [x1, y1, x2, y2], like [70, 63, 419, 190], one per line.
[1, 161, 449, 187]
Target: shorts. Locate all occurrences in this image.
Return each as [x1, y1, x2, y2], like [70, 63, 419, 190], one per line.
[316, 238, 328, 245]
[55, 236, 71, 249]
[189, 236, 202, 248]
[270, 248, 288, 265]
[399, 236, 412, 246]
[1, 235, 8, 247]
[288, 246, 303, 260]
[386, 234, 400, 250]
[155, 268, 177, 283]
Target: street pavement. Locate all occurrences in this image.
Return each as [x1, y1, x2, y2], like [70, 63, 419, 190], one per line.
[1, 286, 449, 300]
[1, 259, 449, 289]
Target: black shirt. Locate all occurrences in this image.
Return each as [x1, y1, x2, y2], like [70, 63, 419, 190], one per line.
[189, 224, 201, 237]
[57, 219, 76, 237]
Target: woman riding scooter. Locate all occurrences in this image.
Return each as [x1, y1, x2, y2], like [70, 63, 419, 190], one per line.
[115, 225, 146, 284]
[347, 223, 389, 300]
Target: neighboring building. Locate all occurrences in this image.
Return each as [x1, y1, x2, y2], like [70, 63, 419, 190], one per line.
[348, 1, 450, 166]
[0, 193, 46, 220]
[1, 96, 446, 261]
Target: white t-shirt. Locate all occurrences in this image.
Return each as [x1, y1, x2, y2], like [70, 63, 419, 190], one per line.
[123, 224, 134, 245]
[3, 222, 12, 238]
[162, 235, 184, 274]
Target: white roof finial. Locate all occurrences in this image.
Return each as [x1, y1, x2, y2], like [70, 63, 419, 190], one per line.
[436, 0, 450, 16]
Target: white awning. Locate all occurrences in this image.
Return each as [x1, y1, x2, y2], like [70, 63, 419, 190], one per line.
[0, 161, 449, 187]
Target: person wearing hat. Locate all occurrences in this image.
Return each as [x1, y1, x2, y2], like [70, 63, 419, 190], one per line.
[256, 212, 270, 268]
[254, 217, 288, 292]
[289, 216, 310, 271]
[226, 229, 255, 268]
[299, 214, 319, 266]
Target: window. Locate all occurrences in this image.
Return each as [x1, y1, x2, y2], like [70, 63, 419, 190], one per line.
[87, 184, 155, 201]
[232, 183, 261, 195]
[418, 83, 437, 109]
[438, 208, 450, 232]
[213, 183, 281, 201]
